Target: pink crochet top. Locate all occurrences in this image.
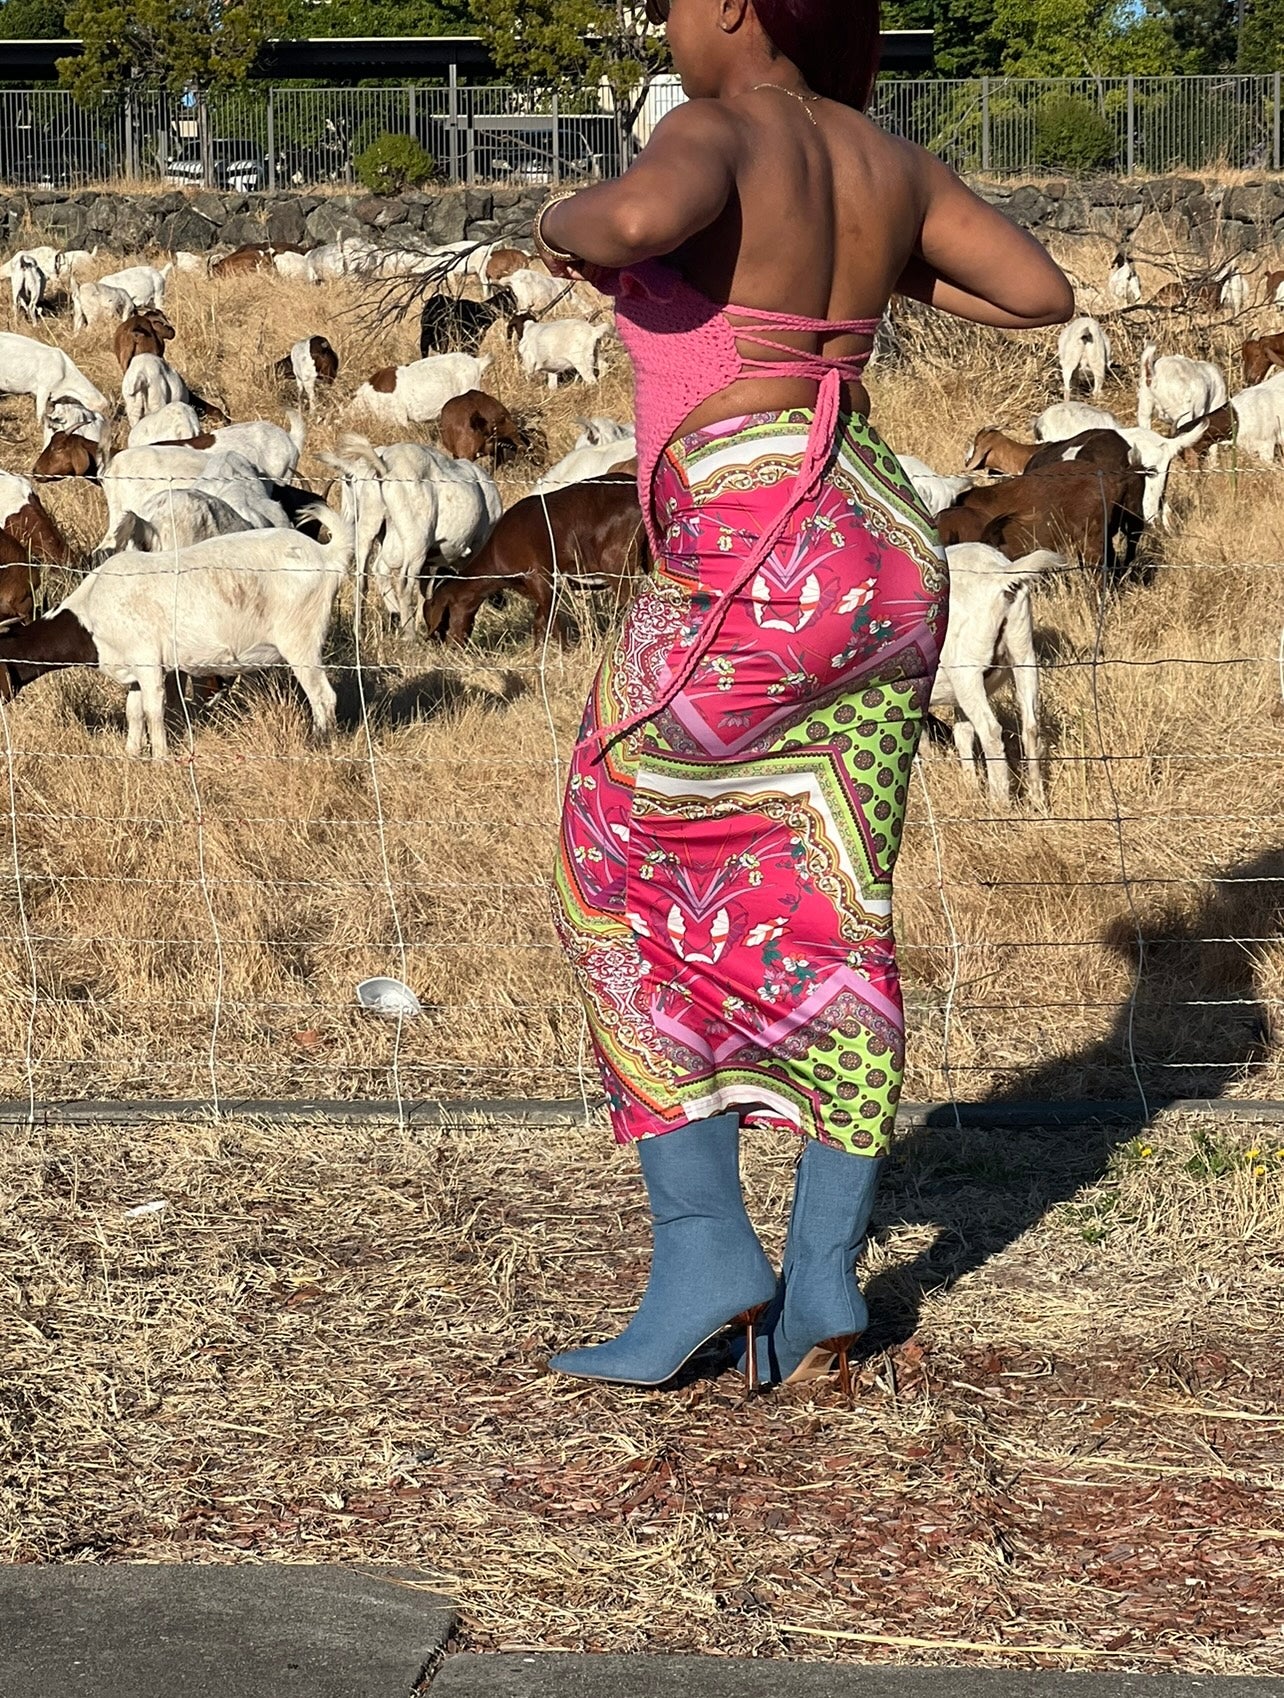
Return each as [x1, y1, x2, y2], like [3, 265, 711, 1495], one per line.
[592, 258, 881, 753]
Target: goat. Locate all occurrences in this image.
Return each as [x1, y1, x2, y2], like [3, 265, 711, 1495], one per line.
[210, 244, 301, 278]
[108, 487, 260, 554]
[72, 279, 134, 329]
[0, 332, 110, 422]
[129, 401, 201, 447]
[171, 251, 210, 275]
[930, 543, 1062, 807]
[0, 529, 38, 626]
[1057, 316, 1110, 399]
[575, 418, 633, 449]
[271, 250, 318, 284]
[504, 268, 575, 316]
[509, 314, 608, 389]
[418, 289, 517, 358]
[938, 461, 1146, 581]
[1219, 265, 1248, 316]
[1186, 384, 1284, 467]
[42, 397, 109, 452]
[206, 413, 305, 482]
[349, 352, 492, 429]
[97, 264, 170, 312]
[424, 476, 645, 648]
[1033, 401, 1117, 442]
[54, 247, 97, 280]
[114, 309, 175, 374]
[1138, 343, 1227, 431]
[1242, 333, 1284, 387]
[1265, 268, 1284, 307]
[100, 446, 282, 543]
[320, 435, 502, 634]
[0, 503, 351, 760]
[1024, 428, 1132, 478]
[0, 471, 76, 566]
[964, 428, 1039, 477]
[122, 352, 190, 428]
[893, 454, 973, 518]
[483, 246, 534, 294]
[1115, 420, 1208, 526]
[32, 430, 100, 481]
[10, 252, 46, 324]
[273, 336, 340, 408]
[1106, 253, 1141, 308]
[532, 429, 638, 496]
[437, 390, 525, 464]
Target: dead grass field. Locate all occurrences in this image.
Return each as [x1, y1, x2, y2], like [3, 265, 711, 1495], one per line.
[1, 233, 1283, 1668]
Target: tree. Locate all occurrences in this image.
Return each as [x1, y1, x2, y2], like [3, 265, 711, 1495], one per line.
[882, 0, 1005, 77]
[471, 0, 668, 114]
[0, 0, 70, 35]
[57, 0, 288, 103]
[988, 0, 1177, 74]
[1239, 0, 1284, 68]
[279, 0, 472, 34]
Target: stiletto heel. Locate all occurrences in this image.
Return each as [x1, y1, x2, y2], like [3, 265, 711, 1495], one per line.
[735, 1304, 770, 1394]
[819, 1333, 857, 1404]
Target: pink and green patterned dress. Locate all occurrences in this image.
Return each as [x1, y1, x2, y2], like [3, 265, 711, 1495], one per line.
[552, 407, 946, 1156]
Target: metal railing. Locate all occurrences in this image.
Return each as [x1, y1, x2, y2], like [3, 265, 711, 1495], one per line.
[0, 75, 1282, 191]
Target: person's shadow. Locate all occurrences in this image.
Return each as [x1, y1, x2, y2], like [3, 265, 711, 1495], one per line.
[862, 844, 1284, 1351]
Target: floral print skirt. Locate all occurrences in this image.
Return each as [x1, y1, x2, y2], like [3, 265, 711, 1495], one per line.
[552, 409, 947, 1156]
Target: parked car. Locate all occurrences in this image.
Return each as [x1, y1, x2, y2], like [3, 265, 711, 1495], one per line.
[164, 138, 266, 193]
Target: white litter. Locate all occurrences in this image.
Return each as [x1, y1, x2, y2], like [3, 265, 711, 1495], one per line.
[124, 1199, 167, 1219]
[356, 977, 423, 1019]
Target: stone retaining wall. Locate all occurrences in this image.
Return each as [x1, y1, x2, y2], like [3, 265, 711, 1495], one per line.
[2, 176, 1283, 259]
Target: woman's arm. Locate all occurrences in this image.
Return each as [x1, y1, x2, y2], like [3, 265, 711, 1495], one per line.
[539, 103, 738, 271]
[896, 150, 1076, 329]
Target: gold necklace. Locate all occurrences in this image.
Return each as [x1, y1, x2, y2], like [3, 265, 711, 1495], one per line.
[749, 82, 823, 128]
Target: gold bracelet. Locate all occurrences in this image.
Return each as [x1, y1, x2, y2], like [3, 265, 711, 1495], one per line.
[534, 189, 581, 266]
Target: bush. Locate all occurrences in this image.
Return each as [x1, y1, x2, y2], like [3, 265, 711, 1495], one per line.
[354, 132, 434, 195]
[1031, 95, 1117, 173]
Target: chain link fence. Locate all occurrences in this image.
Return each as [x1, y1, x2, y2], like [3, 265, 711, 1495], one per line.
[0, 75, 1282, 192]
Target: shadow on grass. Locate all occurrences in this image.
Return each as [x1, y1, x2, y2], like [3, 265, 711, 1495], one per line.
[861, 842, 1284, 1352]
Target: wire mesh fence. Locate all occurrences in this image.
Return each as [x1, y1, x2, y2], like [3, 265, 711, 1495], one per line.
[1, 75, 1282, 191]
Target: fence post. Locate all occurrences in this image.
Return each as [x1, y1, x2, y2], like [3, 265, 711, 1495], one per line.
[981, 77, 991, 173]
[551, 91, 560, 184]
[408, 83, 417, 142]
[448, 62, 460, 186]
[1275, 71, 1281, 172]
[1126, 75, 1135, 176]
[124, 94, 135, 180]
[267, 88, 276, 193]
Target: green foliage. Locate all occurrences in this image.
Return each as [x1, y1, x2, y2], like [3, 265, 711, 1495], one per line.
[58, 0, 289, 101]
[0, 0, 69, 36]
[1029, 92, 1118, 169]
[1239, 0, 1284, 69]
[279, 0, 471, 33]
[471, 0, 668, 108]
[354, 130, 434, 192]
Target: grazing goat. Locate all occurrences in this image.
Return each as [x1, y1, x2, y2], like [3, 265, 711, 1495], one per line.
[509, 314, 608, 388]
[1186, 385, 1284, 467]
[32, 431, 100, 481]
[1106, 253, 1141, 307]
[1033, 401, 1117, 442]
[1025, 428, 1132, 477]
[483, 246, 534, 294]
[1265, 269, 1284, 306]
[274, 336, 340, 408]
[437, 390, 525, 464]
[418, 289, 517, 357]
[271, 250, 318, 284]
[0, 471, 76, 566]
[109, 487, 261, 554]
[896, 454, 973, 517]
[965, 428, 1039, 477]
[42, 397, 109, 452]
[576, 418, 633, 449]
[1219, 265, 1249, 316]
[114, 309, 175, 373]
[1057, 316, 1110, 399]
[129, 401, 201, 447]
[1138, 344, 1227, 431]
[122, 353, 190, 428]
[0, 503, 351, 760]
[100, 446, 284, 543]
[54, 247, 97, 280]
[71, 279, 133, 329]
[0, 530, 38, 626]
[930, 543, 1061, 806]
[1242, 333, 1284, 387]
[349, 352, 492, 429]
[532, 429, 638, 496]
[210, 244, 302, 278]
[504, 268, 575, 315]
[10, 252, 46, 323]
[937, 461, 1146, 580]
[97, 264, 170, 312]
[424, 476, 646, 648]
[321, 435, 502, 633]
[0, 332, 110, 422]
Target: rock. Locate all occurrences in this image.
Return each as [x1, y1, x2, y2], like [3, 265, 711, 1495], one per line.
[465, 218, 501, 241]
[354, 195, 408, 228]
[305, 201, 366, 244]
[1007, 186, 1051, 227]
[265, 197, 307, 246]
[190, 189, 228, 221]
[464, 188, 493, 222]
[161, 205, 219, 252]
[1048, 191, 1091, 232]
[1224, 182, 1279, 224]
[150, 191, 186, 216]
[421, 195, 468, 244]
[220, 211, 268, 246]
[29, 200, 88, 244]
[107, 200, 157, 253]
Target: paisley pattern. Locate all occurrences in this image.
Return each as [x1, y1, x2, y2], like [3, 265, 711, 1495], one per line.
[552, 410, 947, 1156]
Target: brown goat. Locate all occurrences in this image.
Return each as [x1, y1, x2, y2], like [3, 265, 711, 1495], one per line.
[1242, 332, 1284, 387]
[114, 309, 175, 373]
[484, 246, 533, 285]
[938, 461, 1146, 579]
[32, 431, 100, 481]
[1178, 403, 1235, 466]
[2, 491, 76, 567]
[1266, 268, 1284, 304]
[423, 476, 646, 647]
[0, 532, 37, 627]
[1024, 428, 1132, 477]
[210, 243, 305, 278]
[437, 390, 525, 464]
[964, 427, 1039, 476]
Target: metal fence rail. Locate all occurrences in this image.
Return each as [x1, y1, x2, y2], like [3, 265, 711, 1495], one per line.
[0, 75, 1282, 191]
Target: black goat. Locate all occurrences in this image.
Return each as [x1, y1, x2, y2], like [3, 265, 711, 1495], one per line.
[418, 288, 517, 358]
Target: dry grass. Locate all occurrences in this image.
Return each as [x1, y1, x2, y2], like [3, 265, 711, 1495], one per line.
[2, 1105, 1281, 1665]
[1, 238, 1283, 1108]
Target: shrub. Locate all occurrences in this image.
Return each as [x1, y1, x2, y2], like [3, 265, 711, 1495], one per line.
[1031, 95, 1117, 173]
[354, 132, 434, 195]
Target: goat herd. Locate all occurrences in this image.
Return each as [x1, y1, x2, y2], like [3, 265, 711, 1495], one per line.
[0, 233, 1281, 801]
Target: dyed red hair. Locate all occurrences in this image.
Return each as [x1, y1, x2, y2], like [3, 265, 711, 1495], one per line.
[750, 0, 881, 111]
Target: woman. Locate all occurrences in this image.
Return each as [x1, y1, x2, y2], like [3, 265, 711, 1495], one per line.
[540, 0, 1074, 1393]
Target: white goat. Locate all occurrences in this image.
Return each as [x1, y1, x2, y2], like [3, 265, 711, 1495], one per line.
[10, 253, 46, 324]
[122, 353, 190, 427]
[0, 245, 58, 281]
[109, 487, 259, 554]
[513, 317, 608, 389]
[1116, 421, 1208, 525]
[42, 398, 110, 453]
[1218, 264, 1248, 316]
[575, 417, 633, 450]
[1206, 383, 1284, 466]
[0, 332, 111, 421]
[271, 250, 318, 283]
[504, 268, 575, 316]
[322, 435, 501, 633]
[54, 248, 98, 280]
[100, 446, 279, 542]
[1034, 400, 1120, 442]
[128, 401, 202, 447]
[1138, 344, 1227, 432]
[532, 434, 637, 497]
[1057, 316, 1110, 399]
[931, 544, 1063, 807]
[3, 504, 351, 760]
[172, 251, 211, 275]
[897, 453, 974, 518]
[71, 279, 134, 329]
[349, 353, 492, 429]
[96, 264, 170, 312]
[1106, 253, 1141, 308]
